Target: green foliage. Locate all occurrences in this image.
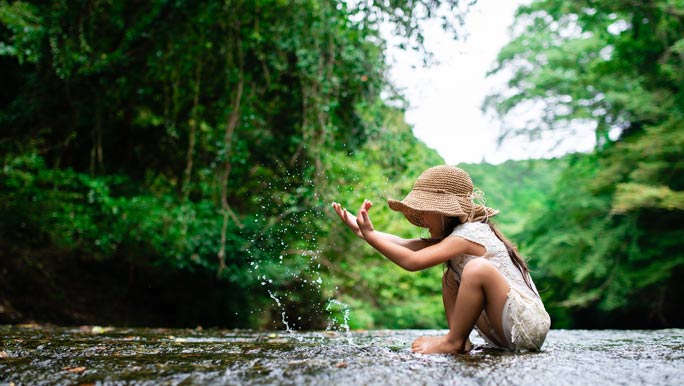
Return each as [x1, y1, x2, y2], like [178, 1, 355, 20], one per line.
[0, 0, 478, 329]
[0, 1, 43, 63]
[487, 0, 684, 327]
[3, 0, 681, 329]
[459, 158, 568, 236]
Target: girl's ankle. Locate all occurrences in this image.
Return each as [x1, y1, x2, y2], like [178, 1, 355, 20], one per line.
[444, 335, 467, 351]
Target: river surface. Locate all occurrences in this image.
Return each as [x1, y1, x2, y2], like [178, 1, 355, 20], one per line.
[1, 325, 682, 385]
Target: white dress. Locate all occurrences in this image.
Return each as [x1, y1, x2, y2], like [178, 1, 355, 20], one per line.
[448, 222, 551, 351]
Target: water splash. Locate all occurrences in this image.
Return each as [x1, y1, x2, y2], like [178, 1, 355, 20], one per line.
[325, 298, 351, 332]
[243, 170, 337, 330]
[268, 290, 291, 333]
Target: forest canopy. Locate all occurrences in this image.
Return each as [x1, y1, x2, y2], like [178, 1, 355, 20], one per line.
[1, 0, 682, 329]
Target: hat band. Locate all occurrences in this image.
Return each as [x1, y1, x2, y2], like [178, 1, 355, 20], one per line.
[414, 187, 470, 196]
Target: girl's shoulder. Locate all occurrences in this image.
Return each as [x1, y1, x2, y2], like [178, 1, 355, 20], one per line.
[451, 222, 491, 238]
[453, 222, 489, 232]
[451, 222, 506, 255]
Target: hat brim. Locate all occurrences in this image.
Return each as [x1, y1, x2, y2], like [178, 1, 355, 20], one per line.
[388, 189, 471, 227]
[388, 191, 499, 227]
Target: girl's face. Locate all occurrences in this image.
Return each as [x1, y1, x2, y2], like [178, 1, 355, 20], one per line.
[422, 212, 444, 239]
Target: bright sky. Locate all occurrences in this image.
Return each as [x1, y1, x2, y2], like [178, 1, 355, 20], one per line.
[385, 0, 596, 165]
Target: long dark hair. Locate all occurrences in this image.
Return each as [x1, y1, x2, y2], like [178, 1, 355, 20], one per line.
[439, 216, 536, 294]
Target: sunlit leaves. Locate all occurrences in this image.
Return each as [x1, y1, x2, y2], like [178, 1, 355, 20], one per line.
[613, 183, 684, 213]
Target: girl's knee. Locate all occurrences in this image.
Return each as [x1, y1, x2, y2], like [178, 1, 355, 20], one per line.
[462, 258, 493, 282]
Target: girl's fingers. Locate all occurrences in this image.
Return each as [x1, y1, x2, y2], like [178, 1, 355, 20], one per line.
[334, 201, 374, 229]
[359, 209, 370, 226]
[333, 202, 363, 231]
[357, 209, 373, 233]
[333, 202, 348, 219]
[356, 209, 364, 223]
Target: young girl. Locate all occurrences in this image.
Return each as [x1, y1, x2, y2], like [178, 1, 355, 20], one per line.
[332, 165, 550, 354]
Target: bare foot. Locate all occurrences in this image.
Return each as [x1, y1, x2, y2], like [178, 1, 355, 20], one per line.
[418, 336, 473, 351]
[411, 335, 472, 354]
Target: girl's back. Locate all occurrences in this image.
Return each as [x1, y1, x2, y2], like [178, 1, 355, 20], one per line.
[448, 222, 541, 300]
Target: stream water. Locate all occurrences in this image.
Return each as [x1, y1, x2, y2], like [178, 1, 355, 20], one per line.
[1, 325, 682, 385]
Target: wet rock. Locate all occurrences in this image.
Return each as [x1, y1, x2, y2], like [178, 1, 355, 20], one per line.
[0, 326, 682, 385]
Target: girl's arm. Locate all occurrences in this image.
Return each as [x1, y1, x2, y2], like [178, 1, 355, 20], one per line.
[332, 202, 432, 251]
[355, 202, 483, 271]
[365, 228, 473, 271]
[373, 231, 434, 251]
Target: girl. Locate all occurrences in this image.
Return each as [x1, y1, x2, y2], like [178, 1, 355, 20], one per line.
[332, 165, 550, 354]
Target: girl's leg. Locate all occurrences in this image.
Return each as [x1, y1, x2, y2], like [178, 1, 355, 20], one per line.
[442, 268, 496, 339]
[442, 267, 505, 347]
[442, 267, 459, 330]
[442, 268, 478, 351]
[418, 269, 458, 339]
[412, 258, 510, 354]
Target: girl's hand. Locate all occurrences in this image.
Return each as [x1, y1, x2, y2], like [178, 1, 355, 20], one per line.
[332, 201, 370, 239]
[356, 199, 375, 236]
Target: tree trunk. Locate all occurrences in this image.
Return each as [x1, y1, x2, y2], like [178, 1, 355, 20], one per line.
[217, 39, 244, 276]
[182, 61, 203, 200]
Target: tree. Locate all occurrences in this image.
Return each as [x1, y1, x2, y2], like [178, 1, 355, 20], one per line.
[485, 0, 684, 327]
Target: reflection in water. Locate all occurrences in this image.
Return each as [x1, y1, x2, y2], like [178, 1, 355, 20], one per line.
[1, 326, 682, 385]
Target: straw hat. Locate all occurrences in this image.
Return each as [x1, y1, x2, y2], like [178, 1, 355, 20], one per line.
[388, 165, 499, 227]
